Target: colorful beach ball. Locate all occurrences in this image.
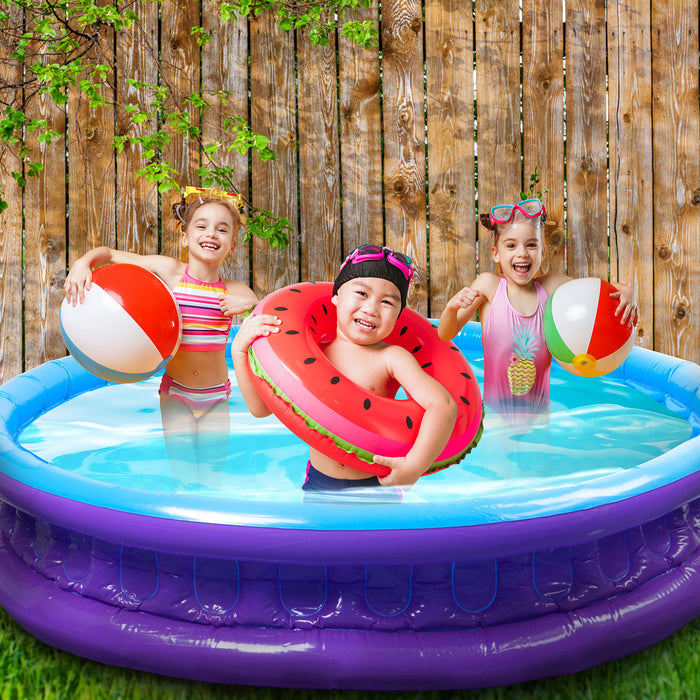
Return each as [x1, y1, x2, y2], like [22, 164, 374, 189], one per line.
[60, 264, 181, 383]
[544, 278, 635, 377]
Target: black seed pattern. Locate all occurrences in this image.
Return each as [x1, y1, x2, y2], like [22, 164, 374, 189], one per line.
[322, 304, 328, 315]
[461, 371, 472, 379]
[331, 376, 340, 385]
[460, 396, 470, 405]
[363, 398, 371, 410]
[421, 362, 433, 369]
[412, 345, 422, 354]
[311, 314, 317, 325]
[274, 306, 288, 312]
[406, 416, 413, 429]
[304, 357, 316, 365]
[290, 288, 302, 293]
[285, 330, 299, 335]
[400, 326, 408, 336]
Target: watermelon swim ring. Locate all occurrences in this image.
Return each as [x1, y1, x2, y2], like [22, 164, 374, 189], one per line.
[246, 282, 484, 476]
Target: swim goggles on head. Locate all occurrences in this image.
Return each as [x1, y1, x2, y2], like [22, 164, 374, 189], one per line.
[181, 186, 247, 223]
[489, 198, 546, 228]
[339, 244, 414, 282]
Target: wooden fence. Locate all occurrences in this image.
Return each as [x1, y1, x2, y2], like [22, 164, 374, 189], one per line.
[1, 0, 699, 383]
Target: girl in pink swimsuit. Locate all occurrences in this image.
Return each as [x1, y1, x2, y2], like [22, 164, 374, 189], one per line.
[438, 198, 638, 418]
[64, 186, 258, 486]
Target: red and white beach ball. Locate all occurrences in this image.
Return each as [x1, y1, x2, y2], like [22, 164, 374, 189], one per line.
[544, 277, 635, 377]
[60, 264, 181, 383]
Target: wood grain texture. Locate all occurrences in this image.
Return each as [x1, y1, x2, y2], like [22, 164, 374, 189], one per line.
[24, 89, 67, 370]
[338, 1, 383, 257]
[2, 1, 699, 378]
[425, 0, 475, 316]
[382, 0, 428, 314]
[202, 3, 251, 290]
[565, 0, 608, 279]
[607, 0, 653, 350]
[651, 0, 700, 363]
[297, 32, 341, 283]
[522, 0, 565, 276]
[249, 12, 299, 298]
[160, 0, 201, 260]
[0, 7, 24, 380]
[66, 15, 117, 267]
[474, 0, 521, 273]
[115, 0, 159, 256]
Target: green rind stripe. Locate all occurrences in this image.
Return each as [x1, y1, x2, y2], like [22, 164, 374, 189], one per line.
[544, 297, 575, 362]
[248, 347, 483, 473]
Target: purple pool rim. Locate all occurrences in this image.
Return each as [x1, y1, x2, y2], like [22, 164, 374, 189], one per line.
[0, 326, 698, 689]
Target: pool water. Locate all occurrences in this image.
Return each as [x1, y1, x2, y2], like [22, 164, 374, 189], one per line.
[19, 349, 691, 513]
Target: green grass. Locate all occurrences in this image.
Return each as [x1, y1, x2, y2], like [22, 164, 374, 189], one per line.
[2, 607, 700, 700]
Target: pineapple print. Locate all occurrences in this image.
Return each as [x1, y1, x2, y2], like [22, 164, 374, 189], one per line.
[507, 321, 539, 396]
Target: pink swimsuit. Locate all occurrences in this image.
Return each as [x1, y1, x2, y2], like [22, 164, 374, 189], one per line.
[171, 267, 232, 351]
[482, 277, 552, 414]
[158, 268, 233, 419]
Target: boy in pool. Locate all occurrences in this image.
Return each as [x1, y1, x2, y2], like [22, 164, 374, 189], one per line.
[232, 244, 458, 490]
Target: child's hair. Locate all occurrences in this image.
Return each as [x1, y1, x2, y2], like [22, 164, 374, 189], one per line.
[173, 186, 245, 232]
[332, 244, 413, 310]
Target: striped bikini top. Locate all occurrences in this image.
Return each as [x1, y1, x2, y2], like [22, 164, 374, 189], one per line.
[172, 267, 232, 351]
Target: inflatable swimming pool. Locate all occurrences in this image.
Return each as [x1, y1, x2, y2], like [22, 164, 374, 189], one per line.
[0, 323, 698, 690]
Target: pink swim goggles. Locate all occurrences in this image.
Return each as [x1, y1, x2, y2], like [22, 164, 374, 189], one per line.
[339, 244, 414, 283]
[489, 198, 546, 228]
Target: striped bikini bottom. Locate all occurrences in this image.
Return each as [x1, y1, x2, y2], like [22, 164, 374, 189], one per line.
[159, 375, 231, 420]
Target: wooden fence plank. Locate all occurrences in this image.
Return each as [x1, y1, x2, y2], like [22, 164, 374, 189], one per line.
[565, 0, 608, 279]
[2, 0, 700, 379]
[160, 0, 201, 260]
[425, 0, 475, 315]
[522, 0, 565, 276]
[24, 90, 67, 370]
[115, 0, 159, 255]
[474, 0, 521, 272]
[65, 3, 117, 268]
[0, 7, 24, 381]
[201, 5, 251, 289]
[249, 13, 299, 298]
[382, 0, 428, 314]
[338, 1, 383, 256]
[651, 0, 700, 363]
[607, 0, 653, 350]
[297, 32, 341, 283]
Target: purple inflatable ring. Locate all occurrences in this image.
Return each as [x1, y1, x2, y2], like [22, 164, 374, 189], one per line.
[0, 325, 699, 690]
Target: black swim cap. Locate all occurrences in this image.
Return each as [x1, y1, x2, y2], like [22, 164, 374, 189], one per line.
[332, 244, 413, 310]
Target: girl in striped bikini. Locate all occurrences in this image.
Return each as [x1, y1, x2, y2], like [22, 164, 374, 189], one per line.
[64, 187, 258, 486]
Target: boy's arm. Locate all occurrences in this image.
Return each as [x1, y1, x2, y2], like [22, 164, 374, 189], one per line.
[437, 273, 495, 341]
[373, 346, 457, 487]
[230, 313, 281, 417]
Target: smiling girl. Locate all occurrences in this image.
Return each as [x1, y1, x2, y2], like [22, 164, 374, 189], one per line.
[64, 186, 258, 485]
[438, 198, 637, 415]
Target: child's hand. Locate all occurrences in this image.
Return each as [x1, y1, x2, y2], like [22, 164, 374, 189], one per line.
[447, 286, 481, 311]
[64, 259, 93, 306]
[231, 313, 281, 354]
[610, 286, 638, 327]
[373, 454, 422, 487]
[219, 293, 240, 317]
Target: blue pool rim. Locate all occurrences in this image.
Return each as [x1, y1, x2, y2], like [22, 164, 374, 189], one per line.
[0, 323, 698, 564]
[1, 323, 700, 690]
